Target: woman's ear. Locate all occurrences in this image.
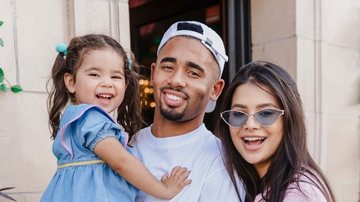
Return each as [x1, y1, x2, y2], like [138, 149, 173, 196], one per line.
[64, 73, 75, 93]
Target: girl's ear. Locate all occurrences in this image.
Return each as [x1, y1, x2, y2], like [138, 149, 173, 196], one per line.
[64, 73, 75, 93]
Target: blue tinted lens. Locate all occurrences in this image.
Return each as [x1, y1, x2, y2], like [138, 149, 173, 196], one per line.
[222, 111, 248, 127]
[254, 109, 282, 125]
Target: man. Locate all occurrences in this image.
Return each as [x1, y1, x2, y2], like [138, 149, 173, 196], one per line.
[131, 21, 244, 201]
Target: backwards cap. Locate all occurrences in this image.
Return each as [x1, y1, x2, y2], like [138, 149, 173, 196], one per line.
[157, 21, 228, 113]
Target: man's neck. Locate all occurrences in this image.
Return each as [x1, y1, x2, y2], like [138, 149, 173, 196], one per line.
[151, 111, 205, 138]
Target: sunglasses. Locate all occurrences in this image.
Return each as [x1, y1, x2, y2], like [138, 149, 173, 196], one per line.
[220, 108, 284, 128]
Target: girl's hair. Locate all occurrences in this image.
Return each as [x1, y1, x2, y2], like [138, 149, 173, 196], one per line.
[47, 34, 142, 140]
[215, 61, 335, 201]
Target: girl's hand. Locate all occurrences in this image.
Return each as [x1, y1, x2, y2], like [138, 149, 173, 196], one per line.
[160, 166, 192, 199]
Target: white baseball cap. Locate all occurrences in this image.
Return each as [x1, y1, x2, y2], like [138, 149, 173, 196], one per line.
[157, 21, 228, 113]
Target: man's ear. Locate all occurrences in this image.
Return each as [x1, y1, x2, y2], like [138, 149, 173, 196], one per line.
[150, 62, 156, 86]
[210, 79, 225, 101]
[64, 73, 75, 93]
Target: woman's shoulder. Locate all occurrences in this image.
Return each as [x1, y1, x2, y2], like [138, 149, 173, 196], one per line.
[283, 171, 328, 202]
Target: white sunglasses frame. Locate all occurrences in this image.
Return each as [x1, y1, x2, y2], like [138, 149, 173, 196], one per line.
[220, 108, 285, 128]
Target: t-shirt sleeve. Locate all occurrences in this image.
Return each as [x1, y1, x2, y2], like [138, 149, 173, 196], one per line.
[199, 157, 243, 202]
[75, 108, 122, 151]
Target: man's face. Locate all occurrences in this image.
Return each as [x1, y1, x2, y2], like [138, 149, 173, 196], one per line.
[151, 36, 224, 122]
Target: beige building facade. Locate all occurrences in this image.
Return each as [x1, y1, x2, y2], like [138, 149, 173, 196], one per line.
[0, 0, 358, 201]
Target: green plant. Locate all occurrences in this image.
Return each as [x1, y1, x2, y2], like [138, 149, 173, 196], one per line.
[0, 20, 18, 201]
[0, 187, 16, 201]
[0, 20, 3, 47]
[0, 20, 22, 93]
[0, 68, 22, 93]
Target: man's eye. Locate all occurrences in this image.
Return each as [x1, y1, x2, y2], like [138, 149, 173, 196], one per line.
[188, 71, 200, 78]
[161, 65, 173, 70]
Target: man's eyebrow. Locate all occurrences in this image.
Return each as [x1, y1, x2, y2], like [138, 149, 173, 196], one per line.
[187, 61, 205, 73]
[160, 57, 176, 63]
[159, 57, 205, 73]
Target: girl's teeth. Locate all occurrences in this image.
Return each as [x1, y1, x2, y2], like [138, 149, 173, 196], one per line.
[97, 94, 112, 99]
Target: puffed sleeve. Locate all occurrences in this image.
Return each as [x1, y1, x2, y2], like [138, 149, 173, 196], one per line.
[74, 108, 125, 151]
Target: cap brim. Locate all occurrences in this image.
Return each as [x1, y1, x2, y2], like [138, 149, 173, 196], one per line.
[205, 100, 216, 113]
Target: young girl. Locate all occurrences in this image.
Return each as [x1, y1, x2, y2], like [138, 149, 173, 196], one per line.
[216, 61, 335, 201]
[41, 34, 191, 202]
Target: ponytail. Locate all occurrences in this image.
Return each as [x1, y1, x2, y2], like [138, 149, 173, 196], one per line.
[47, 54, 70, 139]
[116, 52, 142, 141]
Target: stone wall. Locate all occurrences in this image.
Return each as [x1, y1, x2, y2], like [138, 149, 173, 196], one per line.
[251, 0, 360, 201]
[0, 0, 131, 201]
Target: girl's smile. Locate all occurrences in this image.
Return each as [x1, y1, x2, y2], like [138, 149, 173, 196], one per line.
[64, 48, 127, 113]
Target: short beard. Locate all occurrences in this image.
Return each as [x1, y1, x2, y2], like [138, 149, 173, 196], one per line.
[159, 103, 186, 121]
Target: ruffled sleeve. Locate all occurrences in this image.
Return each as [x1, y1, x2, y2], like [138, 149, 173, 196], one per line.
[58, 104, 128, 158]
[76, 109, 124, 150]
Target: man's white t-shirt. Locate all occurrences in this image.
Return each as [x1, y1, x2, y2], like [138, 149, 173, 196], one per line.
[131, 124, 244, 202]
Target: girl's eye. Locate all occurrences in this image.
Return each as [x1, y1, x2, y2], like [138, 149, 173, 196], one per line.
[112, 76, 123, 79]
[89, 73, 99, 77]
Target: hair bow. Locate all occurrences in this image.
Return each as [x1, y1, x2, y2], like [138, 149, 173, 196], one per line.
[55, 43, 68, 56]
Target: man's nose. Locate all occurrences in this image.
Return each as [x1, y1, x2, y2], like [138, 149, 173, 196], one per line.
[168, 69, 186, 87]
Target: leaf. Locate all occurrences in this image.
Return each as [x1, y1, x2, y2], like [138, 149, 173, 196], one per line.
[0, 21, 3, 27]
[0, 38, 3, 47]
[10, 85, 22, 93]
[0, 192, 16, 201]
[0, 84, 7, 92]
[0, 68, 4, 82]
[0, 187, 16, 201]
[0, 187, 15, 192]
[0, 83, 7, 92]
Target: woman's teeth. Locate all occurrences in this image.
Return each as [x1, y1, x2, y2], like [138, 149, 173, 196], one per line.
[242, 137, 266, 144]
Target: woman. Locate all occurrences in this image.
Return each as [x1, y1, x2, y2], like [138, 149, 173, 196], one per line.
[216, 61, 335, 201]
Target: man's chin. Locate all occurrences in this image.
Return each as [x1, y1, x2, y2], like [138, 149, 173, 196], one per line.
[160, 107, 185, 121]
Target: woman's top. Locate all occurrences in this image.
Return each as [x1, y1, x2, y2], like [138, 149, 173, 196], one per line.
[41, 104, 137, 202]
[255, 171, 327, 202]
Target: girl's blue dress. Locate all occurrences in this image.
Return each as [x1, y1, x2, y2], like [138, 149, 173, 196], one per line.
[41, 104, 137, 202]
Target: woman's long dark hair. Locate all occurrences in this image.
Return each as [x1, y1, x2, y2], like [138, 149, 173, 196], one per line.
[47, 34, 142, 141]
[215, 61, 335, 201]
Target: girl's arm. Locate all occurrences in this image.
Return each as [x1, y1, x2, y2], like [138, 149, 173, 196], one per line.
[93, 137, 191, 200]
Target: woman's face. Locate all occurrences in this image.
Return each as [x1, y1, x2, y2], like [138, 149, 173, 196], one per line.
[228, 82, 284, 178]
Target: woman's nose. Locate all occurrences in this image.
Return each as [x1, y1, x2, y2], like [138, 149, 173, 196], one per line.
[243, 114, 261, 130]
